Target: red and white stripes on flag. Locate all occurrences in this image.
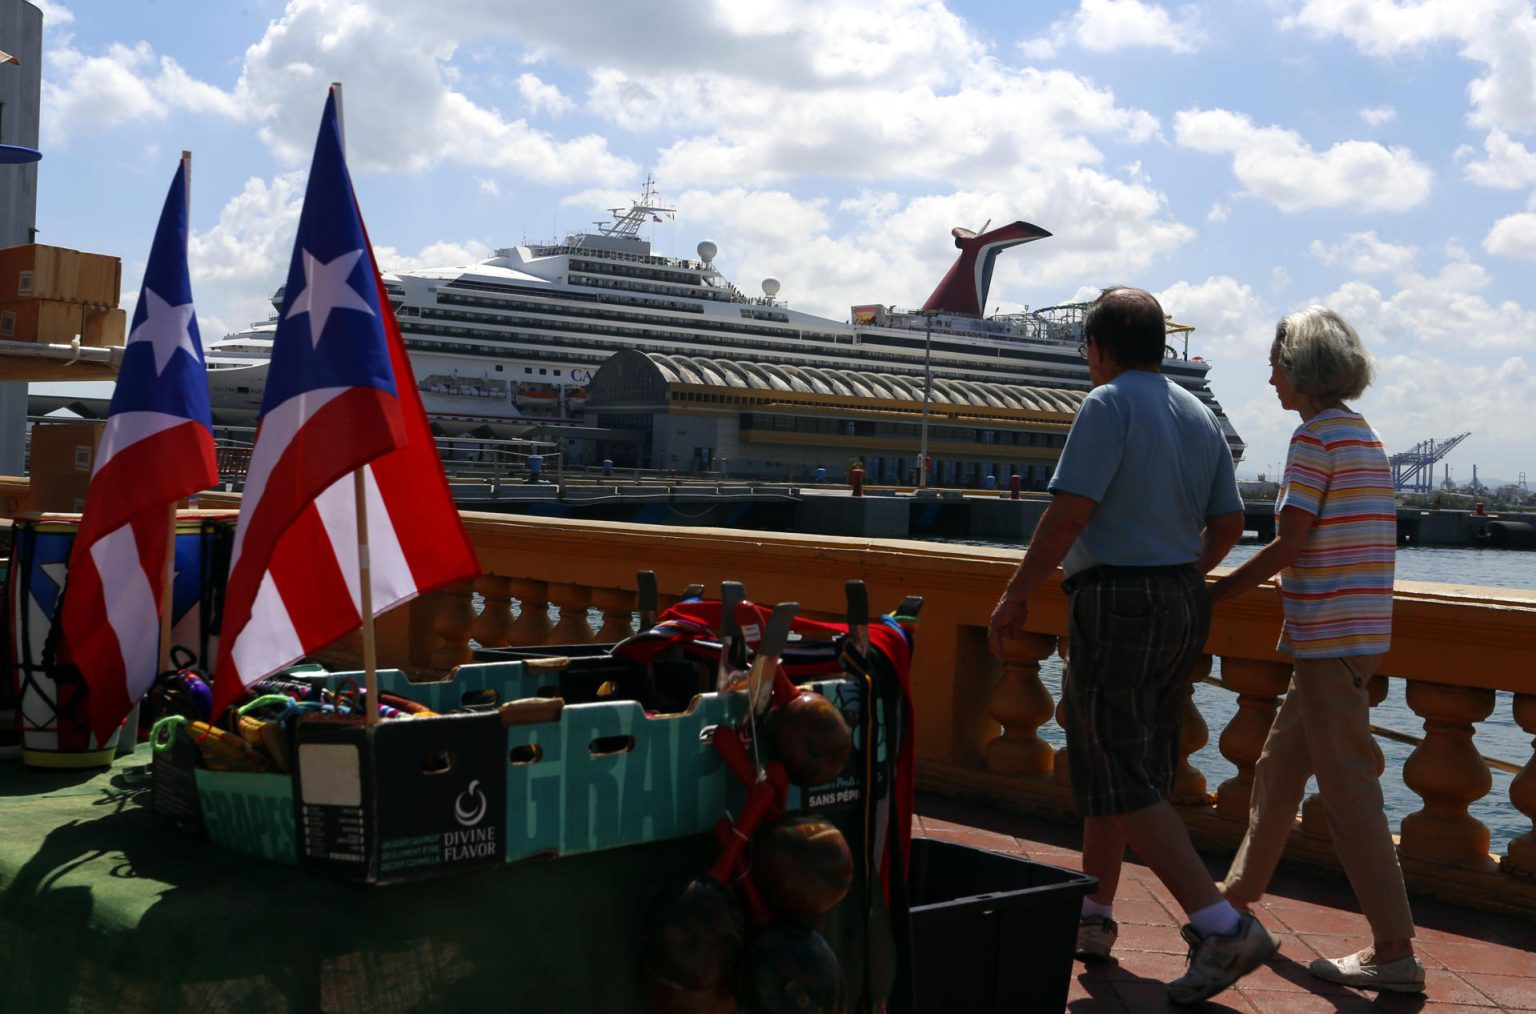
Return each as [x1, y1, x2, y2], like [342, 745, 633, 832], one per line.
[59, 159, 219, 747]
[209, 90, 477, 718]
[61, 414, 218, 745]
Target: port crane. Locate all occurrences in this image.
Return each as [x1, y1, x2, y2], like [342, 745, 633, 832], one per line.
[1391, 432, 1471, 492]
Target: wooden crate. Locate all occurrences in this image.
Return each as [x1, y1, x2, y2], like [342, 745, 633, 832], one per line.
[0, 299, 83, 343]
[81, 306, 126, 348]
[0, 245, 81, 302]
[76, 252, 121, 307]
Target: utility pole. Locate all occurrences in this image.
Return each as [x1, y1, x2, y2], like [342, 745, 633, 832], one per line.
[918, 311, 935, 490]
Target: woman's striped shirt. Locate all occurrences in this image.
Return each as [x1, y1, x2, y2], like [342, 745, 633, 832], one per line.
[1276, 409, 1395, 658]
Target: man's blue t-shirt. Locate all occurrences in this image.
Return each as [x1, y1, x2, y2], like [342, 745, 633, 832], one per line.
[1049, 370, 1242, 577]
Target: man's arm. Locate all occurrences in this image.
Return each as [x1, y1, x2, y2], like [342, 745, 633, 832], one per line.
[1197, 510, 1246, 573]
[987, 491, 1096, 657]
[1209, 506, 1317, 601]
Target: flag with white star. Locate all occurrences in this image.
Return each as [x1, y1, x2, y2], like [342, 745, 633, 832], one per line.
[211, 87, 477, 716]
[59, 157, 220, 746]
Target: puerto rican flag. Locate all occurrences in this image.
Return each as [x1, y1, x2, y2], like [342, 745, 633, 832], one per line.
[209, 87, 478, 719]
[60, 157, 219, 746]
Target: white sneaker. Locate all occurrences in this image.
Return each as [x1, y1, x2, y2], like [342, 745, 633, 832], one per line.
[1167, 914, 1278, 1005]
[1075, 915, 1118, 962]
[1309, 952, 1425, 993]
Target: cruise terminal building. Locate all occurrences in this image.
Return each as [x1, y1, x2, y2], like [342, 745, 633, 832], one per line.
[584, 349, 1085, 487]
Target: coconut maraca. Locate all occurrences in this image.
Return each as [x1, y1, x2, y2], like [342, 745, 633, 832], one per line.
[640, 877, 744, 1014]
[753, 812, 854, 921]
[767, 688, 852, 787]
[736, 922, 843, 1014]
[642, 773, 778, 1013]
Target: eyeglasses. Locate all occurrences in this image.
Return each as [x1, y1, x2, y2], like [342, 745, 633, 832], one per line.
[1077, 343, 1087, 360]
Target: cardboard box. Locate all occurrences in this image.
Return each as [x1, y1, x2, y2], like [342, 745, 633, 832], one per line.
[0, 299, 83, 343]
[81, 306, 126, 348]
[151, 658, 879, 883]
[0, 244, 81, 301]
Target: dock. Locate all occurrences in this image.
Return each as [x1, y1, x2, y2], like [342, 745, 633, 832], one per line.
[451, 480, 1536, 546]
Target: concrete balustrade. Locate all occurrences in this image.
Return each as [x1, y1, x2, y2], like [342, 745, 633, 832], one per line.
[2, 483, 1532, 916]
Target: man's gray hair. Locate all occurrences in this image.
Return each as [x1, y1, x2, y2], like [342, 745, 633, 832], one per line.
[1273, 306, 1374, 401]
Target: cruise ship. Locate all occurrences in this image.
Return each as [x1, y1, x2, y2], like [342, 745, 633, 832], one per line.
[198, 178, 1246, 459]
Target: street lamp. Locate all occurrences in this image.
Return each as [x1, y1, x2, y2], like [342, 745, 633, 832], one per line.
[917, 311, 936, 490]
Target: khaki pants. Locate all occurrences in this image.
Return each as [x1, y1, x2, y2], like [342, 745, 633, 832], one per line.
[1223, 654, 1416, 942]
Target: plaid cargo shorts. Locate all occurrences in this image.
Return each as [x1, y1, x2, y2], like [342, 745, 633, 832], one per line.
[1059, 565, 1210, 818]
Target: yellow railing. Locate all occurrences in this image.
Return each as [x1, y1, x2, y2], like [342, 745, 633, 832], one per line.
[3, 481, 1532, 917]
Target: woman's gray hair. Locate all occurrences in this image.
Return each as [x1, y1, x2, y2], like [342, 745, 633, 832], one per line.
[1273, 306, 1374, 401]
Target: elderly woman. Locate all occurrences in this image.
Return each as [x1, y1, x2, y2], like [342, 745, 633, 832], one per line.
[1210, 307, 1423, 993]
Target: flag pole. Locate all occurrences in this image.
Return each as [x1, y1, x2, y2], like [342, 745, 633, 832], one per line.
[157, 149, 193, 681]
[330, 82, 380, 727]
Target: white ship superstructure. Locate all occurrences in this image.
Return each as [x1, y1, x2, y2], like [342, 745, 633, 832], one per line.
[200, 178, 1246, 460]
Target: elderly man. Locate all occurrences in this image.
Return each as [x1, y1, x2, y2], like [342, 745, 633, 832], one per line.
[988, 287, 1269, 1005]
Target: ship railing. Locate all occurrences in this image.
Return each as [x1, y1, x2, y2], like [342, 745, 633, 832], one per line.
[301, 513, 1535, 920]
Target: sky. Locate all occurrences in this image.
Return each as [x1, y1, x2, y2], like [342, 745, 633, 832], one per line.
[22, 0, 1536, 486]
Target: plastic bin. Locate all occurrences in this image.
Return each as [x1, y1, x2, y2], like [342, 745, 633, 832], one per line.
[908, 837, 1096, 1013]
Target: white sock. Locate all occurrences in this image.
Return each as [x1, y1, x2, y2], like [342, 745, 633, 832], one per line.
[1189, 899, 1242, 938]
[1081, 897, 1114, 920]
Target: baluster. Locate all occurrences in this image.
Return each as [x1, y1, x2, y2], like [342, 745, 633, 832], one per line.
[430, 579, 477, 669]
[1399, 681, 1496, 871]
[591, 586, 638, 643]
[1051, 637, 1073, 788]
[1215, 657, 1292, 819]
[471, 574, 514, 649]
[507, 579, 553, 646]
[985, 631, 1057, 775]
[547, 582, 595, 644]
[1171, 655, 1213, 806]
[1299, 672, 1389, 842]
[1505, 692, 1536, 879]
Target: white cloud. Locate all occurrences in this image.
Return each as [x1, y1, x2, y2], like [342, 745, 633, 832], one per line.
[374, 239, 497, 274]
[1173, 107, 1433, 212]
[1288, 0, 1536, 132]
[234, 0, 635, 182]
[1023, 0, 1205, 56]
[1271, 266, 1292, 292]
[32, 0, 73, 26]
[516, 72, 574, 116]
[1157, 276, 1271, 361]
[625, 66, 1159, 189]
[42, 41, 244, 144]
[1207, 202, 1229, 222]
[1359, 105, 1396, 126]
[1483, 212, 1536, 259]
[186, 172, 307, 338]
[478, 179, 501, 197]
[1309, 231, 1418, 275]
[1458, 128, 1536, 188]
[1368, 352, 1536, 474]
[1319, 256, 1536, 352]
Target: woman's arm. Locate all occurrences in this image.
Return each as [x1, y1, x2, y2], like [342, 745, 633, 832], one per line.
[1209, 505, 1317, 602]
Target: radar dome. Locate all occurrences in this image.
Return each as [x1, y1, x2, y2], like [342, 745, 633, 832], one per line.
[697, 240, 718, 264]
[762, 277, 781, 297]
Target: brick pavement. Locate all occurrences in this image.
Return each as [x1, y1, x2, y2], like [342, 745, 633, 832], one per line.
[915, 793, 1536, 1012]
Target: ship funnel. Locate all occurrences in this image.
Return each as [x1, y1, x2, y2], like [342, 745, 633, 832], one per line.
[697, 240, 718, 264]
[921, 220, 1052, 318]
[762, 277, 781, 298]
